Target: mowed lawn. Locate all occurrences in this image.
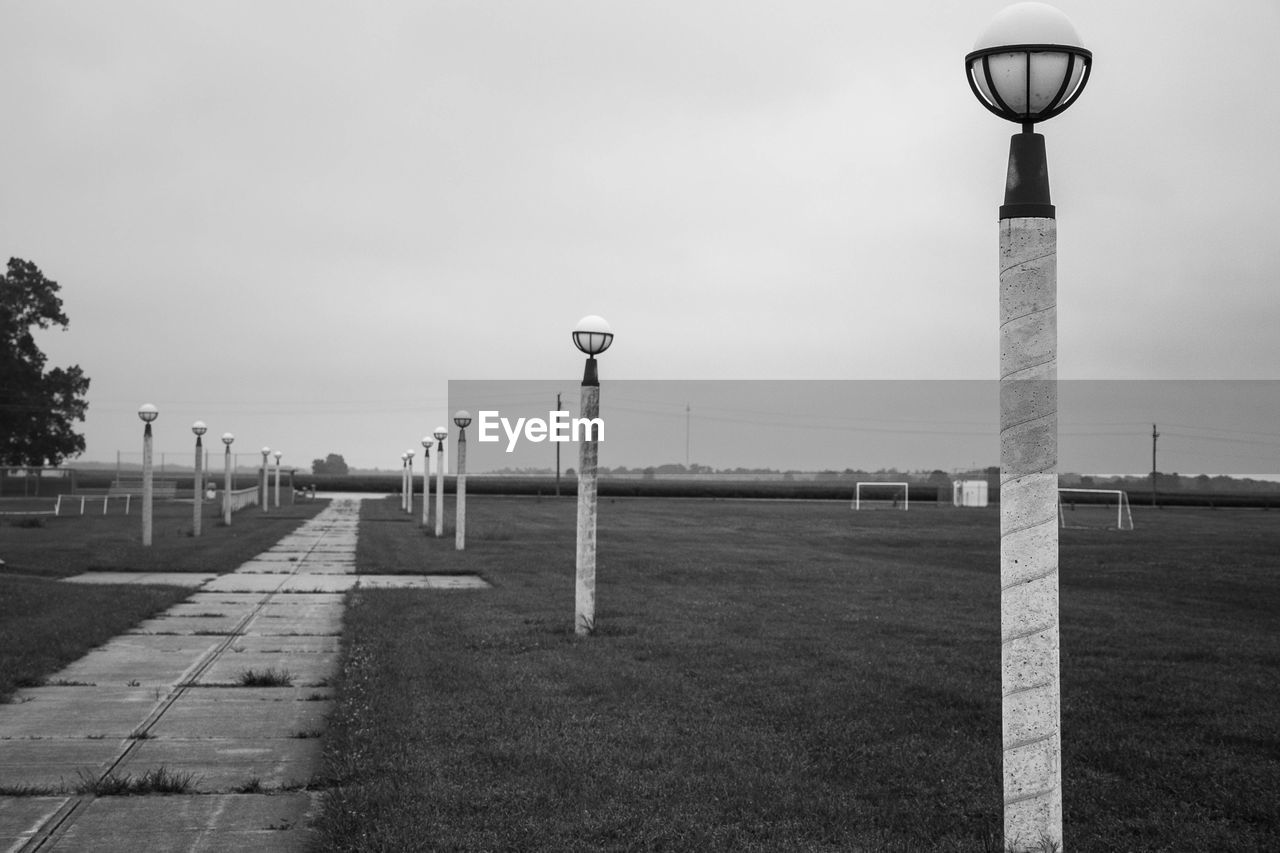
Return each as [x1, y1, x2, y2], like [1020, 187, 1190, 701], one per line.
[319, 497, 1279, 852]
[0, 498, 328, 701]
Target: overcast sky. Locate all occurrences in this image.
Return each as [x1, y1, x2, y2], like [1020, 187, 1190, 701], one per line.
[4, 1, 1278, 473]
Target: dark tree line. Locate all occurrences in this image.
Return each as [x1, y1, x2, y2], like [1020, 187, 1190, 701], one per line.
[312, 453, 350, 475]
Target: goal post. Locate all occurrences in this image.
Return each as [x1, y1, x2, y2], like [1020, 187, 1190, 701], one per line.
[1057, 488, 1134, 530]
[853, 481, 909, 510]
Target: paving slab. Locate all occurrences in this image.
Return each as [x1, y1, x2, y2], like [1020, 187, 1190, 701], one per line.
[200, 575, 289, 594]
[62, 572, 217, 588]
[0, 796, 71, 850]
[187, 593, 269, 608]
[154, 600, 261, 619]
[241, 552, 306, 562]
[249, 602, 344, 636]
[0, 738, 124, 790]
[252, 593, 345, 608]
[51, 637, 222, 690]
[112, 737, 323, 791]
[0, 687, 159, 739]
[128, 615, 243, 636]
[147, 691, 331, 739]
[228, 636, 341, 655]
[44, 793, 320, 852]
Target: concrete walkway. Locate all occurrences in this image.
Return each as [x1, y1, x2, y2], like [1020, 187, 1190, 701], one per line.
[0, 495, 486, 852]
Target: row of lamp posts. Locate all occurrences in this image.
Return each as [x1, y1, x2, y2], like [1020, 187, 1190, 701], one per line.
[135, 404, 286, 544]
[407, 0, 1088, 838]
[134, 4, 1086, 844]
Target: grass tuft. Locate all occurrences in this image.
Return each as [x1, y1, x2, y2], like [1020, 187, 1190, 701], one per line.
[75, 766, 200, 795]
[238, 667, 294, 687]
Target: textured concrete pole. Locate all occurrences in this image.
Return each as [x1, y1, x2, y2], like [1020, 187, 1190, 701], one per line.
[192, 436, 203, 538]
[421, 449, 430, 527]
[1000, 214, 1061, 850]
[455, 431, 467, 550]
[435, 442, 445, 538]
[274, 459, 281, 508]
[141, 424, 154, 547]
[260, 456, 269, 512]
[223, 447, 232, 526]
[575, 383, 600, 636]
[406, 458, 414, 516]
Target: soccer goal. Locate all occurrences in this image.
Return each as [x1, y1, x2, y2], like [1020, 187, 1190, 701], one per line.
[853, 482, 909, 510]
[1057, 488, 1134, 531]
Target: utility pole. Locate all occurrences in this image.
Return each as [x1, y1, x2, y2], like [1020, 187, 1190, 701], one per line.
[556, 392, 562, 497]
[685, 402, 690, 469]
[1151, 423, 1159, 508]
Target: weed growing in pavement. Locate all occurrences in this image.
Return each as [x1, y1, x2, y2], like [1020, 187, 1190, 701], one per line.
[238, 667, 295, 687]
[75, 766, 200, 795]
[236, 777, 264, 793]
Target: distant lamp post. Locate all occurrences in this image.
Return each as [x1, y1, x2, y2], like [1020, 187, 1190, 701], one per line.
[399, 452, 408, 512]
[433, 427, 448, 538]
[260, 447, 271, 512]
[453, 411, 472, 550]
[138, 404, 159, 547]
[421, 436, 432, 527]
[221, 433, 234, 526]
[273, 450, 282, 508]
[572, 314, 613, 636]
[966, 4, 1091, 850]
[405, 449, 416, 516]
[191, 421, 207, 537]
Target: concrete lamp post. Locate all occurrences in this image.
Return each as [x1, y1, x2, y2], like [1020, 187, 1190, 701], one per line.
[965, 4, 1091, 850]
[572, 314, 613, 636]
[191, 421, 207, 537]
[453, 411, 471, 550]
[433, 427, 448, 538]
[421, 436, 432, 527]
[221, 433, 234, 526]
[259, 447, 271, 512]
[273, 451, 282, 508]
[138, 404, 159, 547]
[405, 449, 416, 516]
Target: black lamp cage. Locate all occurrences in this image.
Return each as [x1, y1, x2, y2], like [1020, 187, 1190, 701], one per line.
[965, 44, 1092, 128]
[573, 329, 614, 357]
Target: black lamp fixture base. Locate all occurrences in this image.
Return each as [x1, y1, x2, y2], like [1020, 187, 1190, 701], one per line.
[581, 356, 599, 387]
[1000, 131, 1055, 220]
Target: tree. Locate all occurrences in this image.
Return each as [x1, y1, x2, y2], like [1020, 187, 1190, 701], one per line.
[0, 258, 90, 466]
[311, 453, 349, 475]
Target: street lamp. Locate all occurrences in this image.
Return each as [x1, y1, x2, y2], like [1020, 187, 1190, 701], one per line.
[221, 433, 234, 526]
[192, 421, 207, 537]
[572, 314, 613, 636]
[396, 450, 407, 512]
[433, 427, 448, 538]
[421, 436, 432, 527]
[405, 449, 415, 516]
[453, 411, 471, 550]
[273, 450, 282, 508]
[260, 447, 271, 512]
[138, 404, 158, 547]
[966, 4, 1091, 850]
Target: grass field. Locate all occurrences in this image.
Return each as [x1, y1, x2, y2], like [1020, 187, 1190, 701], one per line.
[317, 496, 1279, 852]
[0, 498, 328, 701]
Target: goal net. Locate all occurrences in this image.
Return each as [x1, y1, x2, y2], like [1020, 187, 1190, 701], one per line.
[853, 482, 909, 510]
[1057, 488, 1134, 531]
